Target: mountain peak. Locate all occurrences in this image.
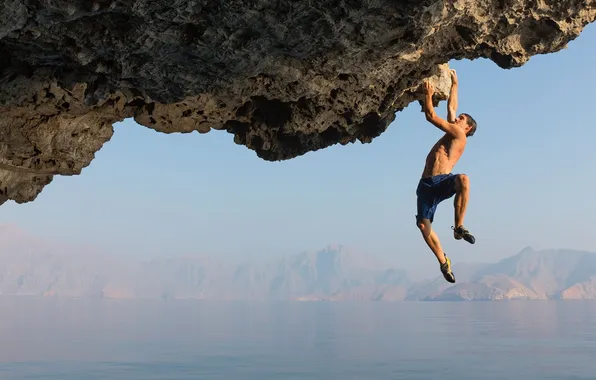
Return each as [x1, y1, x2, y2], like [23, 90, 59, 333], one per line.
[519, 246, 535, 254]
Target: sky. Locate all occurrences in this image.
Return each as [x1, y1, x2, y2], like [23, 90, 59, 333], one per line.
[1, 23, 595, 277]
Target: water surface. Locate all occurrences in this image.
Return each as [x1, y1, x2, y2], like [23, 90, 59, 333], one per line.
[0, 298, 594, 379]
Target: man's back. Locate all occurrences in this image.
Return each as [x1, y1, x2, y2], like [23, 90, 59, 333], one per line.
[421, 134, 466, 178]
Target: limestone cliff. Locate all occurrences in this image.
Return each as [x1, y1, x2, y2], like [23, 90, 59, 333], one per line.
[1, 0, 595, 205]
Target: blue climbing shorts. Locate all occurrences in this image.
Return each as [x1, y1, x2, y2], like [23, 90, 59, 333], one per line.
[415, 173, 459, 224]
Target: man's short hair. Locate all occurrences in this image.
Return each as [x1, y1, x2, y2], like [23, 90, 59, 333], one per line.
[461, 113, 477, 137]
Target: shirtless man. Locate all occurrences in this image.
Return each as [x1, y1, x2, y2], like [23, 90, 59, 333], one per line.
[416, 69, 477, 283]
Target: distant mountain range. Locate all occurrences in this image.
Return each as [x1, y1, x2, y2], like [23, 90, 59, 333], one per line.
[0, 224, 595, 301]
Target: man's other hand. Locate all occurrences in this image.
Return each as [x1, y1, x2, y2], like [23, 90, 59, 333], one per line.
[450, 69, 458, 85]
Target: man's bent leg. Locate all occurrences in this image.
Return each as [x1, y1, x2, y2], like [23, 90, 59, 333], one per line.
[417, 218, 455, 283]
[452, 174, 475, 244]
[454, 174, 469, 227]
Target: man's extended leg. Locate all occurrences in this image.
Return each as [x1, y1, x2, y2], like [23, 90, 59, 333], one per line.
[452, 174, 475, 244]
[417, 218, 455, 283]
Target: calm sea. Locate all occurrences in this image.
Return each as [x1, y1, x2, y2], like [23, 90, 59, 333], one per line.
[0, 297, 594, 379]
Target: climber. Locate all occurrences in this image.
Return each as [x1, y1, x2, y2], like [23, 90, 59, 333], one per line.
[415, 69, 477, 284]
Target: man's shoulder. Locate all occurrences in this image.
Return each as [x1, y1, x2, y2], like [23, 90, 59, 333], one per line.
[450, 133, 467, 144]
[442, 134, 466, 143]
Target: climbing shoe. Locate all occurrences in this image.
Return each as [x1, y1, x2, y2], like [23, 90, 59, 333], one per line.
[453, 225, 475, 244]
[440, 255, 456, 283]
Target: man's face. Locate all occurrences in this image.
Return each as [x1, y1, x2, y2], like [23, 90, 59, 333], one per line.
[455, 114, 470, 134]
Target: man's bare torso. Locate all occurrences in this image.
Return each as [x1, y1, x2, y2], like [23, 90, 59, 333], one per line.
[421, 134, 466, 178]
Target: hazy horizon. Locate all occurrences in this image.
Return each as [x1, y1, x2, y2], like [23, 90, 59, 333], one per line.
[1, 221, 596, 301]
[0, 220, 561, 265]
[0, 25, 594, 279]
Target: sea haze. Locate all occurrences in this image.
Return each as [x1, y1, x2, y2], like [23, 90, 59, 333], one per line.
[2, 224, 596, 301]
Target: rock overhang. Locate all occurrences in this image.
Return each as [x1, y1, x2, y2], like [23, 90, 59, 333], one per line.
[0, 0, 594, 205]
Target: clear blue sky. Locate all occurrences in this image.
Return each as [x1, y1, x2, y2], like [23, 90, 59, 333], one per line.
[1, 23, 595, 277]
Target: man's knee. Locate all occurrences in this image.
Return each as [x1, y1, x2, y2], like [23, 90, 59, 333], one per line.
[455, 174, 470, 191]
[416, 217, 432, 237]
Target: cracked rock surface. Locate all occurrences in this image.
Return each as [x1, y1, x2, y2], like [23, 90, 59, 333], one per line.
[0, 0, 595, 205]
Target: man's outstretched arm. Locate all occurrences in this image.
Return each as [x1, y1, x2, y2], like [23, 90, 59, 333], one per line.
[447, 69, 458, 123]
[422, 81, 464, 138]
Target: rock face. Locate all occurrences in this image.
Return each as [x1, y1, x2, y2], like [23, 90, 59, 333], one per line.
[1, 0, 595, 205]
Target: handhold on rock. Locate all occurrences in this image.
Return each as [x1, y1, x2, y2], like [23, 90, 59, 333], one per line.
[415, 64, 454, 110]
